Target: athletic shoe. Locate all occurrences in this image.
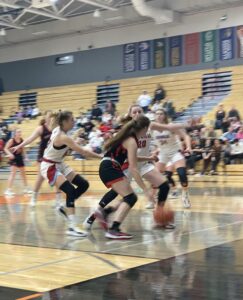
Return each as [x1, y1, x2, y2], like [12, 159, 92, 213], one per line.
[4, 189, 15, 196]
[66, 226, 88, 237]
[95, 208, 108, 230]
[23, 188, 32, 194]
[182, 190, 191, 209]
[83, 213, 96, 230]
[58, 206, 69, 221]
[169, 190, 179, 199]
[105, 229, 133, 239]
[145, 202, 155, 209]
[163, 223, 176, 229]
[29, 193, 37, 207]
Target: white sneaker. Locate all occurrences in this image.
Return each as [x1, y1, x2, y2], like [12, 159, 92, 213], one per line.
[182, 190, 191, 209]
[145, 202, 155, 209]
[24, 188, 32, 194]
[30, 193, 37, 207]
[4, 189, 15, 196]
[66, 226, 88, 237]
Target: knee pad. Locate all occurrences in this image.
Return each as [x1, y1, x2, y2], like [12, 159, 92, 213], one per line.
[59, 180, 76, 208]
[123, 193, 137, 208]
[99, 189, 118, 208]
[176, 167, 188, 187]
[164, 171, 176, 187]
[72, 174, 89, 198]
[158, 181, 170, 204]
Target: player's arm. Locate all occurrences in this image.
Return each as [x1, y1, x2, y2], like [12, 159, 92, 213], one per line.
[11, 126, 43, 152]
[150, 122, 187, 132]
[123, 138, 148, 192]
[137, 154, 158, 162]
[60, 135, 102, 159]
[4, 139, 15, 159]
[177, 129, 192, 153]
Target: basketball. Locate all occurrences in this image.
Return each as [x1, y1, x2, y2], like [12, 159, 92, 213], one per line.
[153, 204, 174, 225]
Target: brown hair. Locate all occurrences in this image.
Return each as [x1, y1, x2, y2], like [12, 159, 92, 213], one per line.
[155, 108, 169, 124]
[39, 110, 52, 126]
[51, 110, 73, 129]
[105, 115, 150, 151]
[120, 105, 144, 125]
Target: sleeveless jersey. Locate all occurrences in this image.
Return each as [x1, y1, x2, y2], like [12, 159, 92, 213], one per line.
[43, 127, 69, 163]
[38, 124, 52, 160]
[137, 130, 153, 157]
[104, 136, 138, 166]
[152, 128, 181, 153]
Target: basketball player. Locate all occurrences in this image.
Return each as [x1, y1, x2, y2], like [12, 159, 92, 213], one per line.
[11, 111, 62, 207]
[4, 128, 32, 195]
[98, 115, 156, 239]
[83, 105, 187, 230]
[40, 111, 102, 237]
[153, 108, 191, 208]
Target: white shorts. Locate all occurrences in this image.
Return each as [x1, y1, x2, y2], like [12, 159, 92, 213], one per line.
[123, 162, 155, 179]
[159, 151, 184, 165]
[40, 161, 73, 186]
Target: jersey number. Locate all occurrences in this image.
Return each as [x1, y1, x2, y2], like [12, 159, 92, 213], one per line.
[138, 140, 146, 148]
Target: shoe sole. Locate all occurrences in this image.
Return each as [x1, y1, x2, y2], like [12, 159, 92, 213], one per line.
[105, 232, 133, 239]
[82, 220, 92, 231]
[66, 231, 88, 237]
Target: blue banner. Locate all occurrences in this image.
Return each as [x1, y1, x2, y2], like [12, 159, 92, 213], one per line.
[138, 41, 151, 70]
[123, 43, 137, 72]
[219, 27, 235, 60]
[169, 35, 182, 66]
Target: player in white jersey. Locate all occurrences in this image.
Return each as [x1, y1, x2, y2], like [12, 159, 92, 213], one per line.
[40, 111, 102, 237]
[153, 108, 191, 208]
[83, 105, 187, 230]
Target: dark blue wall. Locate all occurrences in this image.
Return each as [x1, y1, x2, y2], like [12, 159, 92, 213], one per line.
[0, 43, 243, 92]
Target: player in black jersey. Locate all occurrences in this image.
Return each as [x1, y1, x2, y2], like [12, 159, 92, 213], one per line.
[11, 111, 62, 207]
[4, 128, 31, 195]
[98, 115, 155, 239]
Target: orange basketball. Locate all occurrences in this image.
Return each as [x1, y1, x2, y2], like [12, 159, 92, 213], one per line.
[153, 204, 174, 225]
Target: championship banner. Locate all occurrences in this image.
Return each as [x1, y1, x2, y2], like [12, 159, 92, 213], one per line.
[123, 43, 137, 72]
[138, 41, 151, 70]
[153, 38, 166, 68]
[184, 33, 200, 65]
[169, 35, 182, 67]
[219, 27, 235, 60]
[201, 30, 216, 63]
[237, 25, 243, 58]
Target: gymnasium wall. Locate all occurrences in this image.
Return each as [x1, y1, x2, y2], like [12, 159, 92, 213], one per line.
[0, 5, 243, 92]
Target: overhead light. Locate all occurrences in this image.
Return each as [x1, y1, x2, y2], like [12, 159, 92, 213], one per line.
[93, 9, 101, 18]
[0, 28, 6, 36]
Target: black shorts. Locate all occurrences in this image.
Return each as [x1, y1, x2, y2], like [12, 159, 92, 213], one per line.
[99, 160, 125, 188]
[9, 155, 25, 168]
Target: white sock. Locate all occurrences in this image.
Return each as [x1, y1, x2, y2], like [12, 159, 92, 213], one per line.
[68, 214, 76, 227]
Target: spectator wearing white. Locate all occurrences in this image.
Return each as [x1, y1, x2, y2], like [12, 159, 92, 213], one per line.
[102, 111, 112, 124]
[145, 109, 155, 121]
[137, 91, 152, 113]
[31, 106, 39, 119]
[230, 139, 243, 163]
[151, 100, 161, 112]
[87, 133, 104, 154]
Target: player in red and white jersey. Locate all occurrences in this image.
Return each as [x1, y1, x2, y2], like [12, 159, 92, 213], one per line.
[152, 108, 191, 208]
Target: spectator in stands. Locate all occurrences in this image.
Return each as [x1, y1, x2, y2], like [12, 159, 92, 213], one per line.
[26, 105, 33, 118]
[102, 111, 112, 124]
[210, 139, 222, 174]
[91, 104, 102, 121]
[105, 100, 116, 116]
[80, 118, 95, 138]
[201, 139, 213, 175]
[221, 126, 236, 142]
[223, 140, 232, 165]
[145, 109, 155, 121]
[236, 126, 243, 141]
[215, 104, 226, 130]
[87, 132, 104, 154]
[230, 139, 243, 164]
[185, 139, 203, 175]
[137, 91, 152, 113]
[31, 105, 40, 119]
[0, 117, 8, 129]
[99, 121, 112, 133]
[205, 126, 217, 139]
[230, 117, 241, 132]
[153, 84, 166, 103]
[228, 105, 240, 121]
[221, 117, 230, 133]
[151, 100, 161, 112]
[16, 107, 24, 124]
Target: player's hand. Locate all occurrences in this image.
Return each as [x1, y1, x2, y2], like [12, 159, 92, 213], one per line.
[148, 154, 159, 162]
[10, 146, 19, 153]
[8, 154, 15, 160]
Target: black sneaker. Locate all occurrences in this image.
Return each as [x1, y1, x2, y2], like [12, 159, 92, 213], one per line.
[83, 213, 96, 230]
[105, 229, 133, 239]
[58, 206, 69, 221]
